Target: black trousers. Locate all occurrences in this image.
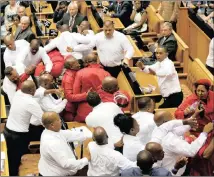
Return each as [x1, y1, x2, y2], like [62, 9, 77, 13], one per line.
[29, 124, 44, 142]
[206, 65, 214, 75]
[159, 91, 183, 108]
[3, 126, 30, 176]
[103, 65, 122, 78]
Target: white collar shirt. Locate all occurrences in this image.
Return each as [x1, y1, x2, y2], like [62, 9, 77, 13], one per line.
[85, 102, 123, 144]
[6, 90, 43, 132]
[123, 135, 145, 162]
[87, 142, 137, 176]
[38, 129, 88, 176]
[132, 111, 156, 145]
[143, 57, 181, 97]
[206, 38, 214, 68]
[73, 30, 134, 67]
[30, 87, 67, 126]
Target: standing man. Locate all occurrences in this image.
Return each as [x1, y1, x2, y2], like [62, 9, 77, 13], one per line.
[72, 20, 134, 78]
[3, 80, 43, 176]
[136, 46, 183, 108]
[56, 2, 87, 33]
[38, 111, 91, 176]
[14, 16, 35, 43]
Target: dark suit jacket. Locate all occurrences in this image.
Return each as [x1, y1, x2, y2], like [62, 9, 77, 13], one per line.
[14, 26, 36, 43]
[56, 13, 87, 32]
[108, 1, 132, 27]
[157, 33, 178, 61]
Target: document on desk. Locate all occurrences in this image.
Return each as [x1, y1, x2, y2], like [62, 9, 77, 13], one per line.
[71, 126, 92, 139]
[1, 152, 5, 173]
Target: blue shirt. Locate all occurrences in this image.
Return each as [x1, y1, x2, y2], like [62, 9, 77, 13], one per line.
[120, 167, 172, 176]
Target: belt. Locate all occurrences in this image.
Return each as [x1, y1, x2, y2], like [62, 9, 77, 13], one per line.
[4, 126, 29, 135]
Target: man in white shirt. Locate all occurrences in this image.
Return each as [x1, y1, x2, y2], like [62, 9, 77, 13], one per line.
[136, 46, 183, 108]
[3, 80, 43, 176]
[44, 24, 91, 59]
[38, 111, 90, 176]
[206, 37, 214, 74]
[132, 97, 156, 145]
[85, 92, 123, 148]
[3, 34, 29, 74]
[30, 73, 67, 141]
[19, 39, 53, 74]
[87, 126, 136, 176]
[72, 20, 134, 78]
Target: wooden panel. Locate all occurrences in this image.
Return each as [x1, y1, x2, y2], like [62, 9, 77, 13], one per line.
[155, 108, 177, 119]
[34, 1, 53, 15]
[87, 8, 102, 34]
[1, 95, 7, 119]
[150, 1, 160, 9]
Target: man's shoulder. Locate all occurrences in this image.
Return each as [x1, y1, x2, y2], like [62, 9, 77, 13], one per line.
[121, 167, 142, 176]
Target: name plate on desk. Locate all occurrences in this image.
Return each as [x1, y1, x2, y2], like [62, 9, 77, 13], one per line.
[42, 19, 51, 28]
[49, 29, 58, 37]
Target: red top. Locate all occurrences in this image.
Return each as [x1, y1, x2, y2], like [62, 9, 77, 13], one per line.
[73, 64, 110, 122]
[16, 73, 30, 90]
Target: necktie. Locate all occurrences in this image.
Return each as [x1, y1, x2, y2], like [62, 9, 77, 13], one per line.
[117, 3, 121, 13]
[160, 37, 166, 45]
[69, 16, 75, 31]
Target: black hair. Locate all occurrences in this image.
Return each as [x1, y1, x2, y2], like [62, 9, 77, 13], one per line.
[87, 91, 101, 107]
[138, 97, 152, 110]
[194, 83, 210, 91]
[12, 14, 20, 21]
[157, 45, 168, 53]
[137, 150, 154, 174]
[114, 114, 134, 134]
[59, 1, 68, 6]
[4, 66, 14, 76]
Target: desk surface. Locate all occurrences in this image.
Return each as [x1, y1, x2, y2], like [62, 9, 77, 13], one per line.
[34, 1, 53, 15]
[1, 95, 7, 119]
[1, 134, 9, 176]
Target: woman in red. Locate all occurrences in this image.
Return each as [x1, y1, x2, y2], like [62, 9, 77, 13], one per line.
[175, 79, 214, 176]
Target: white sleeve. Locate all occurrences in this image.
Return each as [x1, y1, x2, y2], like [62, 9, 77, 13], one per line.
[60, 129, 87, 143]
[142, 63, 159, 74]
[3, 51, 12, 67]
[85, 114, 97, 128]
[44, 38, 58, 53]
[73, 33, 91, 44]
[165, 133, 207, 157]
[155, 61, 175, 77]
[116, 152, 137, 170]
[122, 35, 134, 59]
[26, 100, 43, 123]
[2, 77, 17, 104]
[40, 48, 53, 72]
[172, 125, 191, 137]
[73, 36, 96, 52]
[34, 87, 46, 100]
[48, 142, 88, 170]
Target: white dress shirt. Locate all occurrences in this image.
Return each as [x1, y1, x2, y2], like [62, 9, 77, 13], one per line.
[123, 135, 145, 162]
[4, 40, 29, 74]
[132, 111, 156, 145]
[44, 31, 91, 59]
[142, 57, 181, 97]
[73, 30, 134, 67]
[21, 47, 53, 72]
[30, 86, 68, 126]
[6, 90, 43, 132]
[87, 141, 137, 176]
[206, 38, 214, 68]
[38, 129, 88, 176]
[161, 131, 208, 176]
[85, 102, 123, 144]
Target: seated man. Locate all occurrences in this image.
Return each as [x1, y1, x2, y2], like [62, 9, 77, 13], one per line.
[87, 127, 136, 176]
[14, 16, 35, 43]
[73, 53, 110, 122]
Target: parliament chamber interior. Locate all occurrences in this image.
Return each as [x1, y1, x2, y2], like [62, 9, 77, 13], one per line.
[0, 0, 213, 176]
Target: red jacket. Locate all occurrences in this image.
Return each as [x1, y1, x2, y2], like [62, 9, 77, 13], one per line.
[175, 91, 214, 136]
[16, 73, 30, 90]
[35, 49, 64, 77]
[61, 69, 87, 121]
[73, 64, 110, 122]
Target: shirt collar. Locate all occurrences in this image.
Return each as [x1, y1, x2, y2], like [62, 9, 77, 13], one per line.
[19, 90, 33, 98]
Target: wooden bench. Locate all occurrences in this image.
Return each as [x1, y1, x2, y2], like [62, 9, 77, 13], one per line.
[1, 95, 7, 119]
[179, 58, 214, 99]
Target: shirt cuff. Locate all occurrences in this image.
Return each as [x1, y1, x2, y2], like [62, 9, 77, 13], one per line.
[81, 157, 89, 165]
[200, 132, 208, 137]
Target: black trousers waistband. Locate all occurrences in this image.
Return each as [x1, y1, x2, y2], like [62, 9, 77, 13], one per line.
[4, 126, 29, 135]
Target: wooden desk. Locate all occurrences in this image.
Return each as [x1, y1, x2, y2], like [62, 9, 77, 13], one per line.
[91, 1, 109, 7]
[1, 134, 9, 176]
[34, 1, 53, 18]
[117, 67, 161, 113]
[1, 95, 7, 119]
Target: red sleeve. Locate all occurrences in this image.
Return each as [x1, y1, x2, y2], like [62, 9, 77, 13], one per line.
[198, 132, 213, 158]
[63, 75, 87, 102]
[73, 72, 82, 94]
[19, 73, 30, 82]
[174, 94, 196, 119]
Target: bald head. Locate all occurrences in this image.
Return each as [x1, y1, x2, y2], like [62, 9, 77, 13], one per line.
[103, 20, 114, 38]
[93, 127, 108, 145]
[154, 111, 173, 127]
[60, 24, 70, 32]
[21, 80, 36, 95]
[4, 35, 15, 50]
[39, 74, 54, 89]
[42, 112, 60, 130]
[137, 150, 154, 173]
[137, 97, 154, 113]
[145, 142, 164, 161]
[64, 56, 80, 70]
[30, 39, 40, 55]
[84, 53, 97, 65]
[102, 76, 118, 94]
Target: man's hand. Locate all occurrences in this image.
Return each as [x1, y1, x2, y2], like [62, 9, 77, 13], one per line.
[82, 30, 89, 36]
[174, 157, 188, 170]
[149, 68, 156, 75]
[184, 106, 195, 116]
[192, 103, 204, 117]
[203, 122, 213, 134]
[114, 136, 124, 148]
[122, 58, 130, 66]
[25, 65, 36, 75]
[66, 46, 73, 53]
[136, 61, 145, 70]
[183, 117, 198, 130]
[77, 25, 82, 34]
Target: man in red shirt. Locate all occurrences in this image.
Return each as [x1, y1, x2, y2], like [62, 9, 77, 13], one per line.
[73, 53, 110, 122]
[61, 56, 88, 121]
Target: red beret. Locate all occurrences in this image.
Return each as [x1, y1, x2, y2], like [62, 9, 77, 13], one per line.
[195, 79, 211, 87]
[113, 91, 130, 108]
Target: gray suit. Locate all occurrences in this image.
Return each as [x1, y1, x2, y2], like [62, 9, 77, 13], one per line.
[14, 26, 36, 43]
[56, 13, 87, 33]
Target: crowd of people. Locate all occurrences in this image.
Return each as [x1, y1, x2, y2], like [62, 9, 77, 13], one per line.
[0, 0, 213, 176]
